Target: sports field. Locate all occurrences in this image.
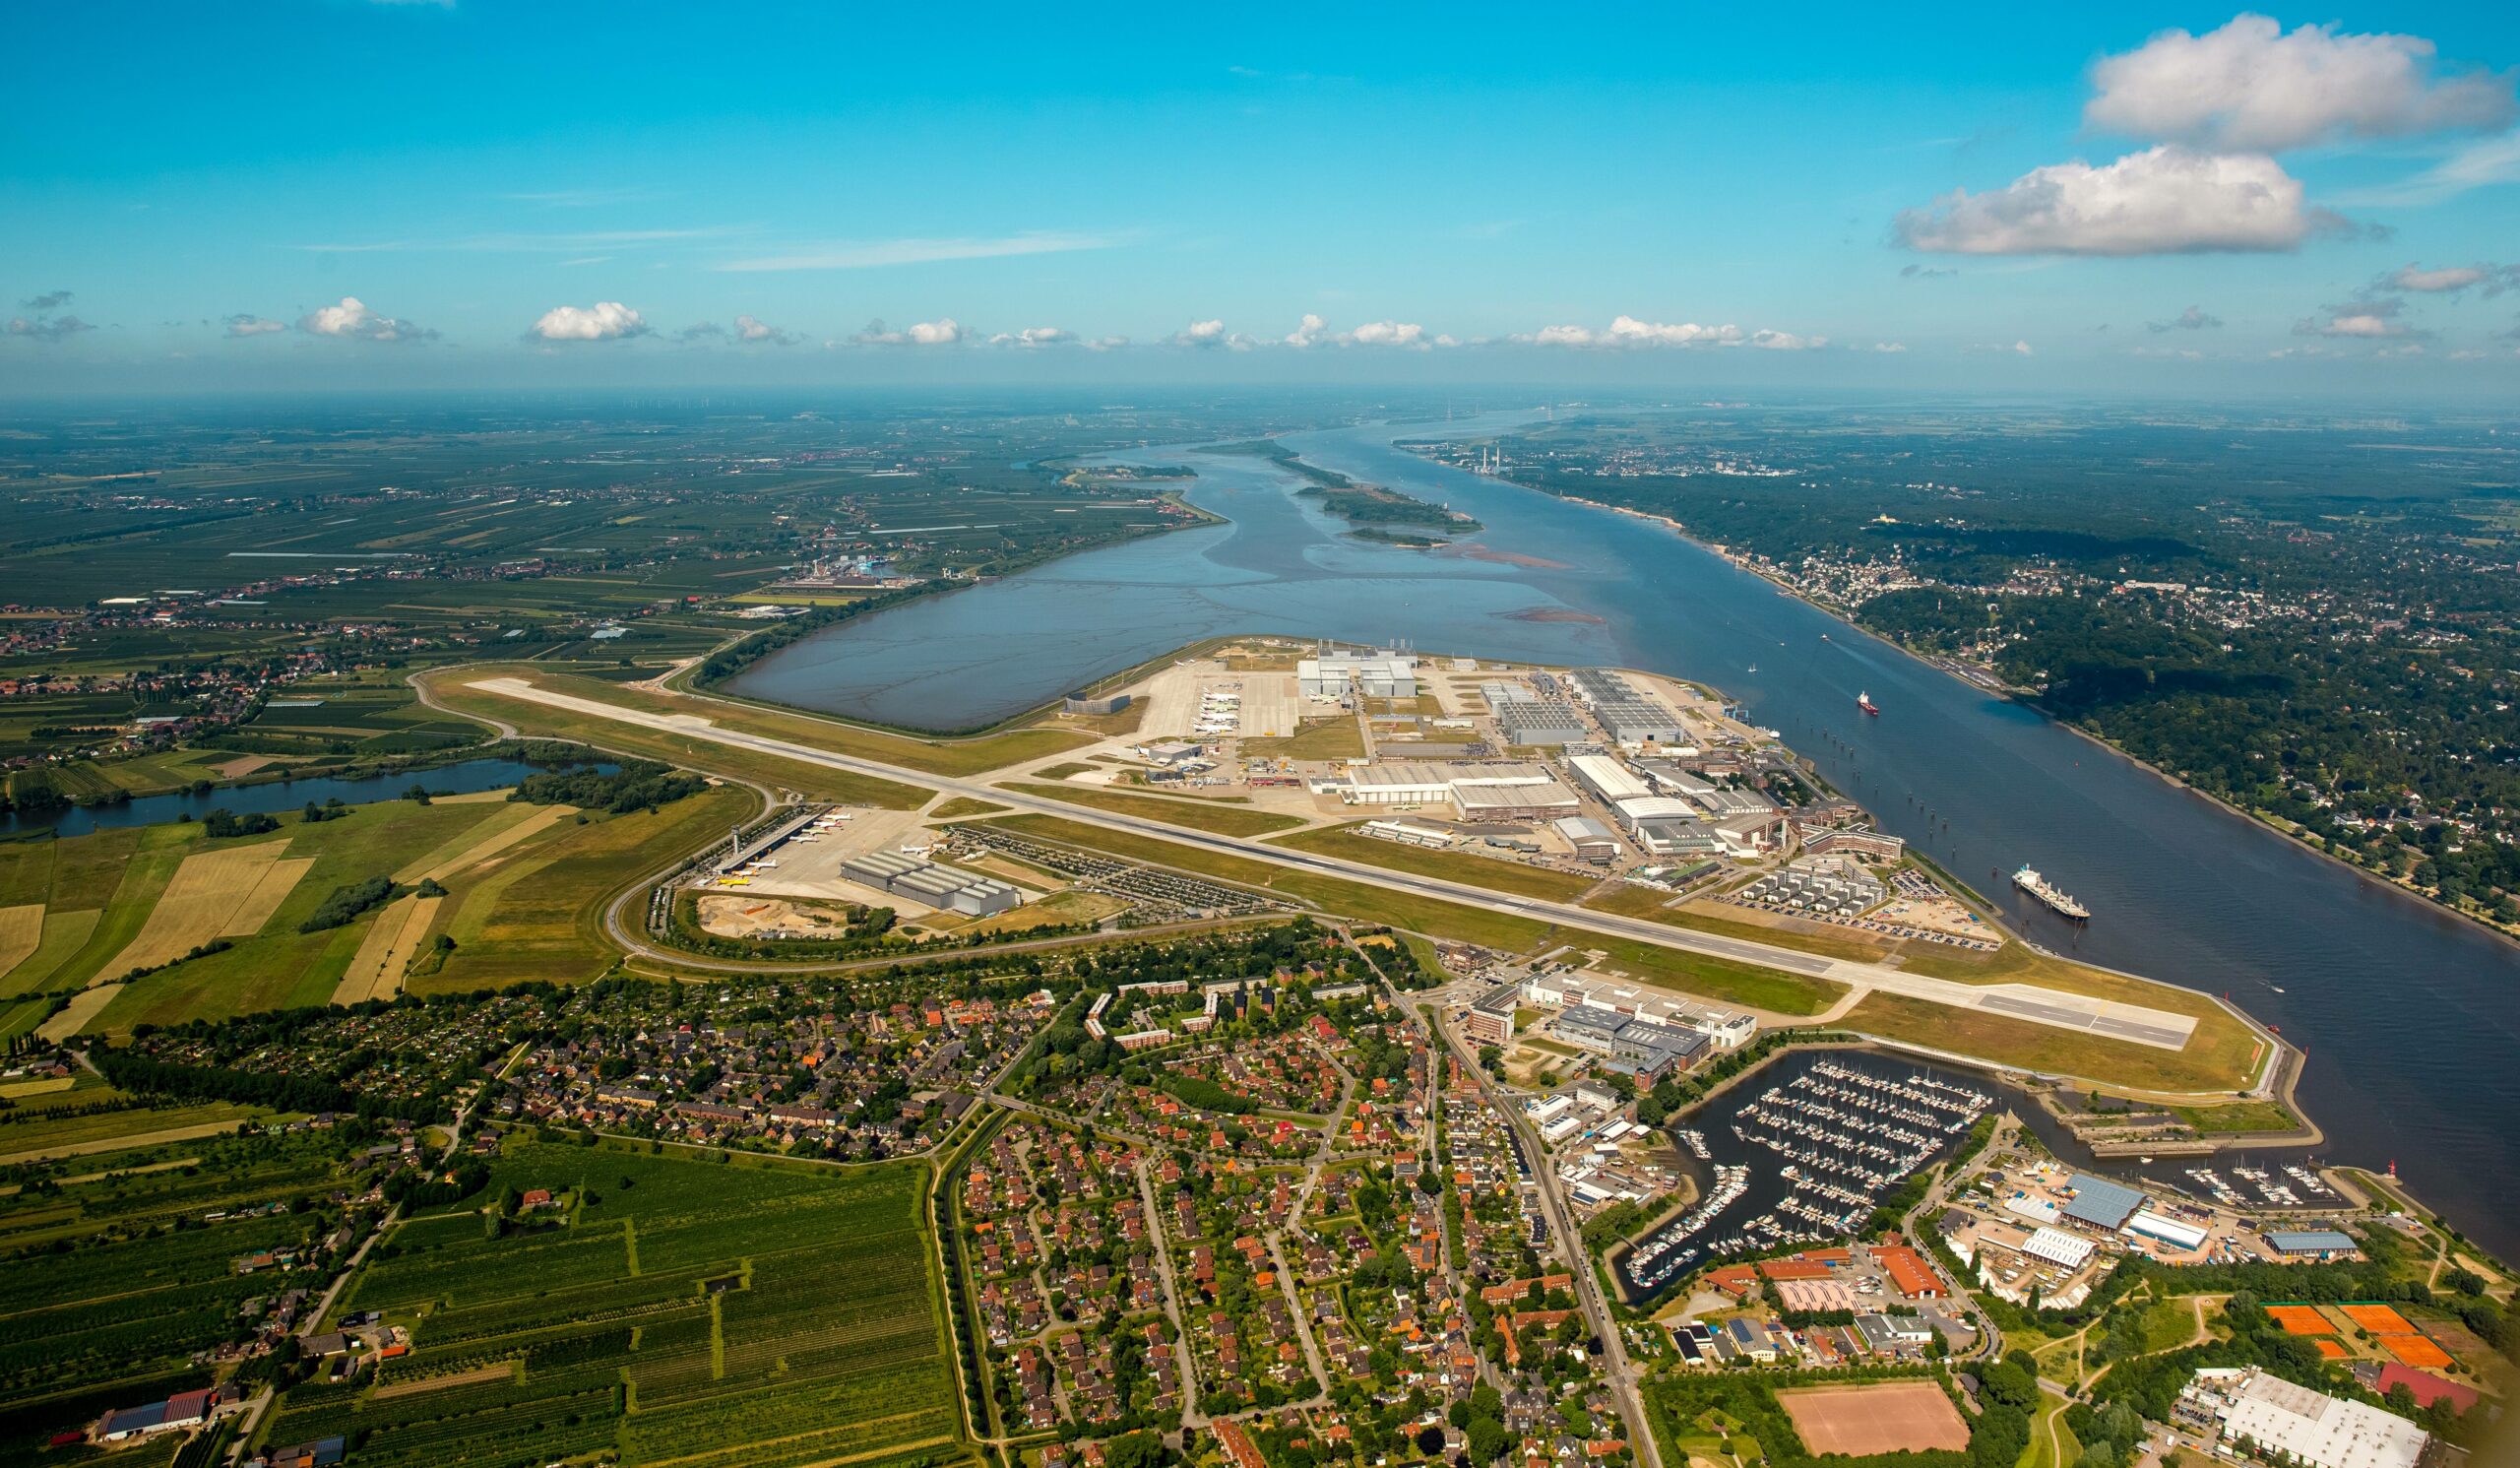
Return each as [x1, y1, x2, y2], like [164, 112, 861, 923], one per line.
[2343, 1303, 2417, 1335]
[271, 1139, 965, 1468]
[2380, 1333, 2455, 1369]
[1775, 1380, 1970, 1455]
[2268, 1305, 2333, 1335]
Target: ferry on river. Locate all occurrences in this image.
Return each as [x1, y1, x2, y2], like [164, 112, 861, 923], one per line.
[2013, 865, 2091, 922]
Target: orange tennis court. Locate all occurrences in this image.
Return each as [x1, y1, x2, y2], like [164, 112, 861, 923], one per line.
[2379, 1333, 2454, 1369]
[2344, 1304, 2416, 1334]
[2312, 1339, 2350, 1360]
[2269, 1306, 2333, 1335]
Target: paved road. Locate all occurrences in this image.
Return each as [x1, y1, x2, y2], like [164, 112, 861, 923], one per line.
[469, 677, 2200, 1051]
[1420, 994, 1662, 1468]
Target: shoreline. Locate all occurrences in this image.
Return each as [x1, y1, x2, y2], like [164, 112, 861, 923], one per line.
[1505, 482, 2520, 957]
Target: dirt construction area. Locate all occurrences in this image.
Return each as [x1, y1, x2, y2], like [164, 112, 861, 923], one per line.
[1774, 1380, 1970, 1455]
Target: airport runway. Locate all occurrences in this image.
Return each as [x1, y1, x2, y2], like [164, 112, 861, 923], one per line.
[469, 677, 2200, 1051]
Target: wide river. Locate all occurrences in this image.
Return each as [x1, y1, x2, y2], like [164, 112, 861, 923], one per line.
[734, 414, 2520, 1262]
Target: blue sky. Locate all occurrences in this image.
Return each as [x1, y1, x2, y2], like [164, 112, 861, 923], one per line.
[5, 2, 2517, 395]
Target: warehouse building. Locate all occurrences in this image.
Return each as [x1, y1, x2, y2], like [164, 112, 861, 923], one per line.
[1062, 691, 1131, 716]
[1497, 699, 1589, 745]
[1455, 779, 1579, 822]
[1633, 817, 1725, 858]
[1566, 753, 1651, 805]
[2060, 1174, 2145, 1233]
[1299, 650, 1418, 700]
[1480, 679, 1540, 707]
[2125, 1209, 2208, 1252]
[1692, 786, 1779, 819]
[2265, 1230, 2360, 1260]
[1341, 763, 1455, 805]
[839, 851, 1020, 917]
[1551, 815, 1621, 863]
[2184, 1368, 2427, 1468]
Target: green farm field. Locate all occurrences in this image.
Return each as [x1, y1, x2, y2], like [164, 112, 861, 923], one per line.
[3, 781, 756, 1035]
[274, 1139, 967, 1468]
[0, 1126, 346, 1446]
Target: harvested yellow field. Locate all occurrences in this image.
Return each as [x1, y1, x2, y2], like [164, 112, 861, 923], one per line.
[101, 843, 293, 980]
[0, 905, 40, 981]
[398, 803, 573, 885]
[220, 857, 315, 938]
[430, 788, 519, 804]
[331, 894, 443, 1005]
[38, 984, 122, 1041]
[0, 1076, 73, 1099]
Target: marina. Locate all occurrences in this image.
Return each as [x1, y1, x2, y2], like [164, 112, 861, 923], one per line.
[1620, 1051, 1990, 1296]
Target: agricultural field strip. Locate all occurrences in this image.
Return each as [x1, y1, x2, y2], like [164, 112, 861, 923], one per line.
[396, 802, 574, 885]
[36, 986, 122, 1043]
[0, 904, 39, 980]
[332, 894, 443, 1005]
[99, 841, 296, 978]
[219, 857, 317, 937]
[469, 674, 2199, 1048]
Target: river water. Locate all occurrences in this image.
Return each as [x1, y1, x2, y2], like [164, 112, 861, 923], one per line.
[0, 756, 611, 840]
[732, 415, 2520, 1263]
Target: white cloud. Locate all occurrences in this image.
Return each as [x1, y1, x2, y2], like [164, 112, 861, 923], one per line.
[299, 295, 431, 342]
[1749, 329, 1827, 351]
[1085, 336, 1130, 351]
[5, 315, 94, 342]
[2306, 312, 2404, 338]
[1347, 320, 1429, 349]
[2298, 297, 2418, 338]
[852, 317, 964, 347]
[1523, 316, 1751, 349]
[1870, 342, 1909, 352]
[2086, 14, 2515, 153]
[2391, 264, 2487, 292]
[1286, 314, 1434, 349]
[1897, 146, 2319, 256]
[223, 314, 286, 338]
[987, 327, 1073, 348]
[1172, 318, 1249, 350]
[733, 314, 796, 345]
[2383, 262, 2517, 296]
[1966, 340, 2036, 355]
[529, 300, 649, 341]
[717, 231, 1114, 272]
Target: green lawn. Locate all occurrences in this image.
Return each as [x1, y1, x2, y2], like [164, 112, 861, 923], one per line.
[1266, 823, 1601, 902]
[995, 782, 1305, 837]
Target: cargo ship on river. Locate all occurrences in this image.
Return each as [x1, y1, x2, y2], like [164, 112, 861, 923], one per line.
[2014, 865, 2091, 922]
